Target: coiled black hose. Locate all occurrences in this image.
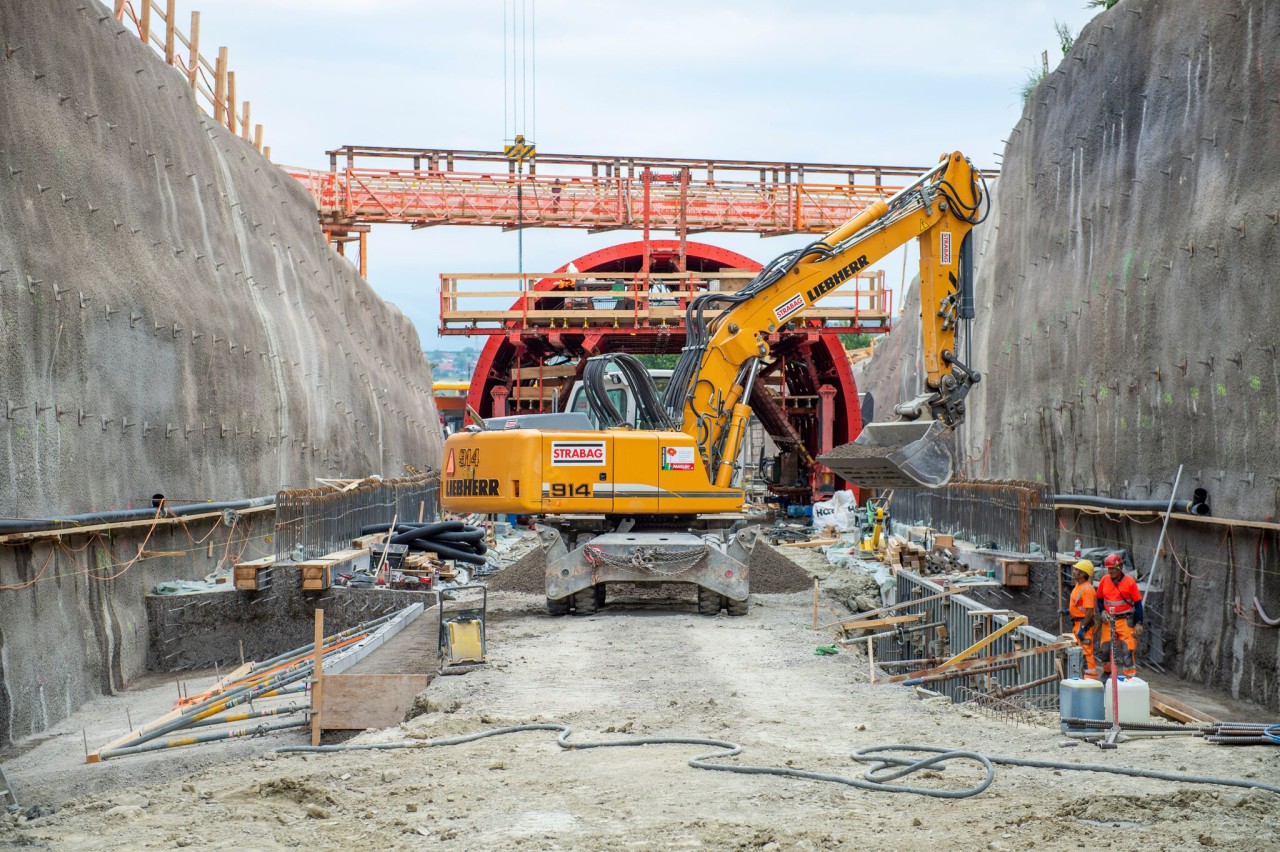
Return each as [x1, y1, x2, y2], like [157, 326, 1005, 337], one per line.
[274, 723, 1280, 798]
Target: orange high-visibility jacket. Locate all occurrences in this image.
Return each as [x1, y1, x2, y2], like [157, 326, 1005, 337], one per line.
[1069, 582, 1096, 619]
[1097, 573, 1142, 616]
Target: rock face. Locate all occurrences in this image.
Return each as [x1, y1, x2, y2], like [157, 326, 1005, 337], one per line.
[859, 1, 1280, 709]
[0, 0, 442, 518]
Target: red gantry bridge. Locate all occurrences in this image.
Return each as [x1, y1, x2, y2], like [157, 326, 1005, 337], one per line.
[285, 147, 963, 500]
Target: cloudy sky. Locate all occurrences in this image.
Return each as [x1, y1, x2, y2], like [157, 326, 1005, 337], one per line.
[187, 1, 1104, 349]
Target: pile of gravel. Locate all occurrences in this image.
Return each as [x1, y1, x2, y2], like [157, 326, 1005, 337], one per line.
[747, 540, 819, 593]
[485, 546, 547, 594]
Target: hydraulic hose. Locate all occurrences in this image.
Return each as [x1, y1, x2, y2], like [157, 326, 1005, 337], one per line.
[273, 723, 1280, 799]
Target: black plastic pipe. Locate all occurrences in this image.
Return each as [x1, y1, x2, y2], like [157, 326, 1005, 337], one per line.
[0, 495, 276, 535]
[1053, 494, 1210, 516]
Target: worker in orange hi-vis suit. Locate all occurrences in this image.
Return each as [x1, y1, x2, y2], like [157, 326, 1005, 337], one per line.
[1095, 553, 1144, 679]
[1068, 559, 1099, 679]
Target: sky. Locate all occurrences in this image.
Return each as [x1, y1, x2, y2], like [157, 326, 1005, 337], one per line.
[187, 1, 1104, 351]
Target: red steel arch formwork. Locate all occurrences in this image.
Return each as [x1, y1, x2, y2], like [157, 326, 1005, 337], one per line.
[465, 240, 867, 501]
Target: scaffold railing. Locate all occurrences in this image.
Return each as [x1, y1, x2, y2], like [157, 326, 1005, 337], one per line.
[439, 270, 890, 336]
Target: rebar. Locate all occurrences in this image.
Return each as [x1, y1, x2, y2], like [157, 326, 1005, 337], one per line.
[891, 477, 1054, 553]
[275, 473, 439, 562]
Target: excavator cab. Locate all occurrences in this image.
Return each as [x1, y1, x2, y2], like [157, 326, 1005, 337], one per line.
[819, 420, 954, 490]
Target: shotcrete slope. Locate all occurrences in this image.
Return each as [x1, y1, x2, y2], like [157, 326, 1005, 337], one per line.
[857, 0, 1280, 710]
[0, 1, 442, 517]
[862, 0, 1280, 520]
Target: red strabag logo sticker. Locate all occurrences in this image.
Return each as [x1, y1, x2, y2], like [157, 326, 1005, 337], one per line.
[551, 440, 607, 466]
[773, 293, 806, 324]
[940, 231, 952, 265]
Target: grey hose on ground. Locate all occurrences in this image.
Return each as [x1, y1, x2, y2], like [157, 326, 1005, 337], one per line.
[274, 724, 1280, 798]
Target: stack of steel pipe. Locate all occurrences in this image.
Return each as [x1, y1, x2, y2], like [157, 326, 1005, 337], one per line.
[91, 608, 407, 761]
[361, 520, 488, 566]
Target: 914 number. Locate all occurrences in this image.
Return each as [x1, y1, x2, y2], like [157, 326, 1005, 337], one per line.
[550, 483, 591, 498]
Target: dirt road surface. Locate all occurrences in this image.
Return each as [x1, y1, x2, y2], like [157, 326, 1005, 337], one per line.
[5, 587, 1279, 850]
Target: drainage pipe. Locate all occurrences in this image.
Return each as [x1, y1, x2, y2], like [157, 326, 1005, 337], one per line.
[0, 495, 275, 535]
[1052, 494, 1210, 516]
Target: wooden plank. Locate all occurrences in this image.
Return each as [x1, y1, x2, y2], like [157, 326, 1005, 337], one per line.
[311, 609, 324, 746]
[187, 11, 199, 90]
[319, 674, 431, 730]
[1149, 689, 1217, 724]
[834, 613, 925, 632]
[1055, 504, 1280, 533]
[934, 616, 1027, 670]
[164, 0, 175, 64]
[511, 364, 579, 380]
[323, 603, 426, 676]
[0, 503, 274, 544]
[817, 589, 954, 630]
[885, 639, 1072, 684]
[234, 555, 275, 570]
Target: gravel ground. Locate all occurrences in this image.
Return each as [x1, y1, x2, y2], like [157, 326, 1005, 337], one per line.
[6, 580, 1279, 850]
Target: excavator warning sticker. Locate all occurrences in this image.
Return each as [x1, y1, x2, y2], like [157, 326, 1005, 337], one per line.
[940, 231, 953, 265]
[551, 440, 606, 466]
[444, 449, 455, 476]
[773, 294, 806, 323]
[662, 446, 696, 471]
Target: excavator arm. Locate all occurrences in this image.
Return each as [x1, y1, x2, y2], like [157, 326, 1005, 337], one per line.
[666, 151, 988, 489]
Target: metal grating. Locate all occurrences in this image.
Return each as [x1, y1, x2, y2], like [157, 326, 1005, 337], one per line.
[874, 570, 1062, 703]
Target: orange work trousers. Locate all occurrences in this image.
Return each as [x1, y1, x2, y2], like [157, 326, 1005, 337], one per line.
[1072, 619, 1097, 679]
[1097, 616, 1137, 678]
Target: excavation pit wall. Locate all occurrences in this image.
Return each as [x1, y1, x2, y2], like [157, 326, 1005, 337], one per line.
[858, 0, 1280, 713]
[0, 510, 274, 751]
[145, 565, 433, 673]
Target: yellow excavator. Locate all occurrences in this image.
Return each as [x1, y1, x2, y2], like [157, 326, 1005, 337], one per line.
[441, 151, 988, 615]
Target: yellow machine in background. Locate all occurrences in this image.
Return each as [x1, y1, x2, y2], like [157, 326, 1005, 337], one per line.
[443, 152, 989, 616]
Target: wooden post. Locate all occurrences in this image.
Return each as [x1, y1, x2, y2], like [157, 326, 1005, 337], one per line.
[214, 46, 228, 124]
[812, 578, 819, 630]
[188, 12, 200, 90]
[114, 0, 125, 21]
[241, 102, 251, 140]
[262, 145, 271, 161]
[310, 608, 324, 746]
[254, 124, 263, 153]
[227, 72, 237, 132]
[164, 0, 176, 64]
[358, 231, 368, 278]
[140, 0, 151, 44]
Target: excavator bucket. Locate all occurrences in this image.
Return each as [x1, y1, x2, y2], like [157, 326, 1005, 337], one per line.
[819, 420, 955, 490]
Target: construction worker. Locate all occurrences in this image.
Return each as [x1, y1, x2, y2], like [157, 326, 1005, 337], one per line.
[1095, 552, 1143, 679]
[1069, 559, 1099, 679]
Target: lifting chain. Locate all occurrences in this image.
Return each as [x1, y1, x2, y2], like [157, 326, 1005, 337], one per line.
[583, 544, 708, 577]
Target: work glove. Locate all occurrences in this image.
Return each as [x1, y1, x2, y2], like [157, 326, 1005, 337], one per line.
[814, 645, 839, 656]
[1134, 624, 1144, 638]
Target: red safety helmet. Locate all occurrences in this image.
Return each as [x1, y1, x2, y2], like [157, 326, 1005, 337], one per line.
[1103, 553, 1123, 569]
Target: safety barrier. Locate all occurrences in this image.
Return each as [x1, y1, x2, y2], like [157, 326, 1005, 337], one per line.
[113, 1, 268, 158]
[874, 570, 1061, 704]
[274, 474, 440, 562]
[890, 478, 1056, 554]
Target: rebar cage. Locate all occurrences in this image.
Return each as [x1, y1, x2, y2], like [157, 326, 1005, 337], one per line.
[890, 478, 1056, 554]
[274, 474, 440, 562]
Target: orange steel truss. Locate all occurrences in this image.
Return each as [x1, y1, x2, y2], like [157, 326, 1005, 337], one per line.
[439, 269, 890, 337]
[287, 146, 932, 240]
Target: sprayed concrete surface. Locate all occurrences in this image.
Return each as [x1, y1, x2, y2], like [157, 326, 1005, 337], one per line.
[0, 0, 443, 517]
[0, 0, 443, 748]
[4, 589, 1279, 849]
[858, 0, 1280, 711]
